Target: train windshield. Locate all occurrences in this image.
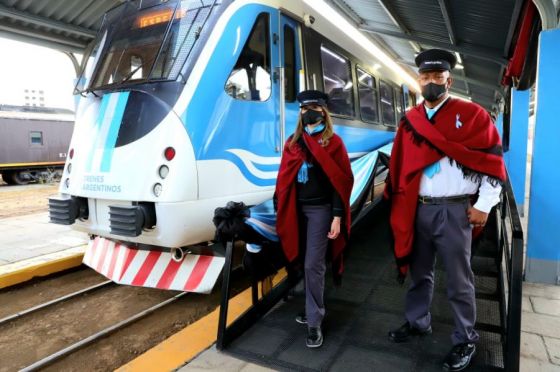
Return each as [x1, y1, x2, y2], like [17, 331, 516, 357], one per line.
[84, 0, 220, 92]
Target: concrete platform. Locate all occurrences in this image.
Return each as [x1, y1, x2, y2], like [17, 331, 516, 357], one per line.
[0, 211, 88, 288]
[179, 346, 274, 372]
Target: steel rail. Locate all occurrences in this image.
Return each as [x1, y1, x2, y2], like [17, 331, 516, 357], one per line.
[20, 292, 188, 372]
[0, 280, 114, 326]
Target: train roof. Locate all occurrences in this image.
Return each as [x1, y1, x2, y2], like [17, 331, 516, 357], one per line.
[0, 105, 74, 122]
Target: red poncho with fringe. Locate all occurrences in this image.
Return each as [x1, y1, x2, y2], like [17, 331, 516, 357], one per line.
[384, 98, 506, 278]
[275, 132, 353, 275]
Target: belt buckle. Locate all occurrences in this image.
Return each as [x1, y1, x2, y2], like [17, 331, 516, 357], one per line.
[419, 196, 426, 204]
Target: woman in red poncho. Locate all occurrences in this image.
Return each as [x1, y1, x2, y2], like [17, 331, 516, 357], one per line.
[275, 90, 353, 349]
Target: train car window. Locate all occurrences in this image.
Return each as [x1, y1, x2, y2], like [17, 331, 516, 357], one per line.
[30, 131, 43, 146]
[356, 68, 379, 123]
[405, 90, 413, 110]
[320, 46, 354, 117]
[395, 88, 404, 120]
[284, 25, 296, 102]
[380, 80, 396, 126]
[225, 13, 271, 101]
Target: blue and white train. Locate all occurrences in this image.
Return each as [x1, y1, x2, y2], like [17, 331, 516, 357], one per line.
[49, 0, 419, 291]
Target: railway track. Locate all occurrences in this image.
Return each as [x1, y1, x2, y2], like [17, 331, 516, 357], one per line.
[20, 292, 189, 372]
[0, 265, 247, 371]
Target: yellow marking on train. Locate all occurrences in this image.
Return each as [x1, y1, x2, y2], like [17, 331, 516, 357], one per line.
[0, 161, 65, 168]
[117, 269, 288, 372]
[0, 246, 85, 289]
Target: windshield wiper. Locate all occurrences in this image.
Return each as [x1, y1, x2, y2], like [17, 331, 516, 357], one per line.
[120, 60, 152, 85]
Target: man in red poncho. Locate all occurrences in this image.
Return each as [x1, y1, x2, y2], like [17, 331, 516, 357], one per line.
[385, 49, 506, 371]
[275, 90, 353, 348]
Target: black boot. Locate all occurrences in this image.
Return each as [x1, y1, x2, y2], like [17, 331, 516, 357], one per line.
[443, 343, 476, 371]
[388, 321, 432, 343]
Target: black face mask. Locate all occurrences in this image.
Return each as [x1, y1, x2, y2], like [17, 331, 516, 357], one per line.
[421, 82, 447, 102]
[302, 110, 324, 126]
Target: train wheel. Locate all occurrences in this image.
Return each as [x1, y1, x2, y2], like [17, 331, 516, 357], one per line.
[2, 172, 15, 185]
[5, 171, 30, 185]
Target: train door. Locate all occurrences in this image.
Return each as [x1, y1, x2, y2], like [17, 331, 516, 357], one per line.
[198, 10, 283, 194]
[279, 15, 303, 141]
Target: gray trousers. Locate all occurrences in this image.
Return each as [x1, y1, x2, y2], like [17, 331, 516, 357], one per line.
[405, 201, 480, 345]
[300, 204, 332, 328]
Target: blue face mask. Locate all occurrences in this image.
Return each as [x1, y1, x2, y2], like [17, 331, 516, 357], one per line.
[305, 123, 325, 135]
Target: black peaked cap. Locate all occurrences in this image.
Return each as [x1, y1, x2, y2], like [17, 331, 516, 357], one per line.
[415, 49, 457, 72]
[296, 90, 329, 107]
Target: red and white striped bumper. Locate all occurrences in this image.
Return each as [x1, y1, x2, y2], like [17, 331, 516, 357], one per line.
[83, 237, 225, 293]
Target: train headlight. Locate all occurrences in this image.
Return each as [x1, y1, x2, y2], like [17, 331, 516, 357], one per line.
[65, 178, 70, 188]
[158, 165, 169, 179]
[67, 163, 72, 174]
[153, 183, 163, 197]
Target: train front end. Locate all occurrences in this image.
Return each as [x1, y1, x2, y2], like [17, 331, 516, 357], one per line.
[49, 0, 226, 292]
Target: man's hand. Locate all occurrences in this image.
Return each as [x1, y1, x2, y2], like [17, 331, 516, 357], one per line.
[328, 216, 341, 239]
[467, 206, 488, 227]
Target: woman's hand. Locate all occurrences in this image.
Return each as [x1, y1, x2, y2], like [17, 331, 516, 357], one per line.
[328, 216, 341, 239]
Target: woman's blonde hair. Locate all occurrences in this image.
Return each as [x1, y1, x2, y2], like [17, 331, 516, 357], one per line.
[289, 106, 334, 148]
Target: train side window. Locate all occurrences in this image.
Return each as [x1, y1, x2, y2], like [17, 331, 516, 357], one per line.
[405, 90, 413, 110]
[356, 68, 378, 123]
[284, 25, 296, 102]
[320, 46, 354, 117]
[380, 80, 396, 126]
[225, 14, 271, 101]
[395, 88, 404, 120]
[30, 131, 43, 146]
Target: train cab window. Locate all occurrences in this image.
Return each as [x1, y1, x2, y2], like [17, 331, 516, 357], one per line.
[380, 80, 396, 126]
[85, 1, 221, 91]
[129, 55, 144, 80]
[30, 131, 43, 146]
[225, 14, 271, 101]
[356, 68, 379, 123]
[320, 46, 354, 117]
[284, 25, 296, 102]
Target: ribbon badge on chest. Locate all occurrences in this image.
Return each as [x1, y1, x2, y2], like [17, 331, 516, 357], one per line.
[455, 114, 463, 129]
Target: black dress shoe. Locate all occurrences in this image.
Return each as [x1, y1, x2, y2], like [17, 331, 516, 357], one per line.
[388, 321, 432, 343]
[443, 343, 476, 371]
[295, 312, 307, 325]
[306, 326, 323, 348]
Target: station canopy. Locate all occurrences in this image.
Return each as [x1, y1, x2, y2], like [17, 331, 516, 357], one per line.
[0, 0, 554, 112]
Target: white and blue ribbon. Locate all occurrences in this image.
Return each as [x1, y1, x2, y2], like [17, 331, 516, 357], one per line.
[297, 124, 325, 183]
